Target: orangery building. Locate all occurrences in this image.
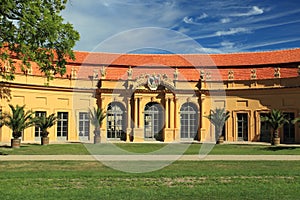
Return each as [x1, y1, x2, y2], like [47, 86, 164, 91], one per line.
[0, 49, 300, 144]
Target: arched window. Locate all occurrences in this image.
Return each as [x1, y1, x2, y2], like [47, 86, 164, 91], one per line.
[180, 102, 198, 139]
[107, 102, 126, 140]
[144, 102, 163, 139]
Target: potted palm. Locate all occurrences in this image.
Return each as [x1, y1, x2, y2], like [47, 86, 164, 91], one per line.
[261, 109, 289, 146]
[292, 117, 300, 127]
[205, 108, 230, 144]
[1, 104, 35, 148]
[90, 107, 106, 144]
[35, 113, 57, 145]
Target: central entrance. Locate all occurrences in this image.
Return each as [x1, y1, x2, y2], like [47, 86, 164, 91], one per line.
[144, 102, 163, 140]
[107, 102, 126, 140]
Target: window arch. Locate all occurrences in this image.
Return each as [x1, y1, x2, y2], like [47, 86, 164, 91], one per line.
[180, 102, 198, 139]
[144, 102, 163, 139]
[107, 102, 126, 140]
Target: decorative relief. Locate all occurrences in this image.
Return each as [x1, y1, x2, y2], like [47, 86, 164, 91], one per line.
[93, 69, 98, 80]
[173, 68, 179, 80]
[200, 70, 205, 80]
[228, 70, 234, 80]
[132, 73, 175, 90]
[127, 66, 133, 79]
[274, 67, 280, 78]
[250, 69, 257, 79]
[147, 74, 161, 90]
[100, 66, 106, 78]
[206, 72, 211, 80]
[71, 67, 77, 79]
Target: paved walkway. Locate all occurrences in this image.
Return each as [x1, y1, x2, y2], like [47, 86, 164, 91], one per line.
[1, 154, 300, 161]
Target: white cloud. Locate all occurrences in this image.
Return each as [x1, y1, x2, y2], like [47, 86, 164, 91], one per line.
[183, 17, 194, 24]
[220, 41, 235, 48]
[196, 13, 208, 20]
[215, 28, 250, 36]
[220, 18, 231, 23]
[238, 37, 300, 51]
[183, 13, 208, 24]
[231, 6, 264, 17]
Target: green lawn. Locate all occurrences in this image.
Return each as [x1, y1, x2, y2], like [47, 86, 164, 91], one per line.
[1, 143, 300, 155]
[0, 160, 299, 199]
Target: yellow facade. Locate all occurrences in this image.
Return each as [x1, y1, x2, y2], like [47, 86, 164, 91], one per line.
[0, 54, 299, 145]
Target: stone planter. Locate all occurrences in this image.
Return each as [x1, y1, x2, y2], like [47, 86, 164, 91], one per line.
[272, 137, 280, 146]
[94, 135, 101, 144]
[11, 138, 21, 148]
[41, 137, 49, 145]
[217, 136, 224, 144]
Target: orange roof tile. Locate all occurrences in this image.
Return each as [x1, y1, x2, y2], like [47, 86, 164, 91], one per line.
[5, 48, 300, 81]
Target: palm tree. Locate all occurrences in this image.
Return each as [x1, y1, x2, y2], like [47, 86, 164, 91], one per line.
[35, 113, 57, 145]
[261, 109, 289, 145]
[205, 108, 230, 144]
[90, 106, 106, 143]
[1, 104, 35, 148]
[292, 117, 300, 127]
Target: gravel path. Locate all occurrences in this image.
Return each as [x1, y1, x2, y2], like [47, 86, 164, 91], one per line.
[1, 154, 300, 161]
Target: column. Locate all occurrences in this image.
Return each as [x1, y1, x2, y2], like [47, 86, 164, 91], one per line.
[165, 98, 169, 128]
[134, 97, 138, 128]
[174, 97, 180, 141]
[138, 97, 142, 128]
[133, 96, 144, 142]
[126, 97, 131, 142]
[170, 97, 175, 131]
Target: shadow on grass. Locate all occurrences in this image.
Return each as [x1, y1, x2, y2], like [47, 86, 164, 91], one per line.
[264, 146, 298, 151]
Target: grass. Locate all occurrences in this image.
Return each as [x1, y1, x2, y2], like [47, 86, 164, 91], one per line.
[1, 143, 300, 155]
[0, 160, 299, 199]
[0, 143, 90, 155]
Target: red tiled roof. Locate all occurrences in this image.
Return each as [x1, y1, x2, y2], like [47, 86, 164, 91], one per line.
[71, 48, 300, 81]
[72, 48, 300, 67]
[5, 48, 300, 81]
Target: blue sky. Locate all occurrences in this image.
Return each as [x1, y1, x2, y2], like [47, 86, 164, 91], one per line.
[62, 0, 300, 54]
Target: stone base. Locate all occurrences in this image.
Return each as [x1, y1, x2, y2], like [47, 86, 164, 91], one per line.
[11, 138, 21, 148]
[133, 128, 144, 142]
[164, 128, 174, 142]
[41, 137, 49, 145]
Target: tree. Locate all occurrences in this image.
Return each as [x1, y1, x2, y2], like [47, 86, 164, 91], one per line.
[0, 0, 80, 80]
[205, 108, 230, 144]
[90, 107, 106, 144]
[261, 109, 289, 145]
[90, 107, 106, 133]
[1, 104, 36, 147]
[292, 117, 300, 127]
[35, 113, 57, 145]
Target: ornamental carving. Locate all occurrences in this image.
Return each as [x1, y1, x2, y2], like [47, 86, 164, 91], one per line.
[228, 70, 234, 80]
[274, 67, 280, 78]
[147, 74, 161, 90]
[250, 69, 257, 79]
[132, 73, 175, 90]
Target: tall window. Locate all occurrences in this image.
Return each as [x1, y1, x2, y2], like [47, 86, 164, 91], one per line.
[57, 112, 68, 139]
[283, 112, 295, 143]
[180, 103, 198, 139]
[35, 111, 46, 138]
[78, 112, 90, 140]
[107, 102, 125, 139]
[260, 113, 270, 142]
[144, 102, 163, 139]
[237, 113, 248, 141]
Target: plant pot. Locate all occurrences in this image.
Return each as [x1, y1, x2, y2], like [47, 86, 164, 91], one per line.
[129, 135, 134, 142]
[94, 135, 101, 144]
[217, 136, 224, 144]
[11, 138, 21, 148]
[41, 137, 49, 145]
[272, 137, 280, 146]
